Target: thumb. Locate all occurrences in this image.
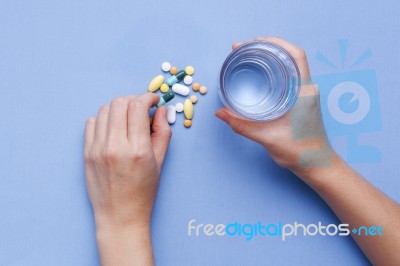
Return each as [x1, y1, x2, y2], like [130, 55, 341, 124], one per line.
[151, 106, 172, 167]
[215, 108, 265, 142]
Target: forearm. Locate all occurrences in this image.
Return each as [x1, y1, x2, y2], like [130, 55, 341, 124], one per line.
[295, 153, 400, 265]
[96, 224, 154, 266]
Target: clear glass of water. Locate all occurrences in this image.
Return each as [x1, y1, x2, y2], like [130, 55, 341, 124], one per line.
[219, 41, 300, 121]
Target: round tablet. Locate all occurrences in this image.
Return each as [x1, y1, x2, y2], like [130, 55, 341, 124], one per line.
[160, 83, 169, 93]
[175, 102, 184, 112]
[190, 95, 198, 104]
[170, 67, 178, 75]
[199, 86, 208, 94]
[183, 75, 193, 85]
[192, 83, 200, 91]
[185, 66, 195, 75]
[161, 62, 171, 72]
[184, 119, 192, 128]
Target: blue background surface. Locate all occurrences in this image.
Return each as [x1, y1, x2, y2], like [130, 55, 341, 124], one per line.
[0, 0, 399, 265]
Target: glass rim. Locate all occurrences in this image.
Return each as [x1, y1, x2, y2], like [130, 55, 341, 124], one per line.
[219, 40, 301, 121]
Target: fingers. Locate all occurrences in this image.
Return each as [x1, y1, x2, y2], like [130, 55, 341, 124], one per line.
[232, 41, 244, 50]
[94, 105, 110, 145]
[88, 93, 168, 168]
[254, 36, 311, 81]
[107, 97, 130, 142]
[84, 117, 96, 158]
[151, 106, 172, 166]
[215, 108, 267, 143]
[255, 36, 302, 55]
[127, 92, 160, 144]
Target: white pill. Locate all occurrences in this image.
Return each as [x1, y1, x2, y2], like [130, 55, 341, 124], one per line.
[172, 83, 190, 96]
[175, 102, 184, 112]
[166, 105, 176, 124]
[161, 62, 171, 72]
[183, 75, 193, 85]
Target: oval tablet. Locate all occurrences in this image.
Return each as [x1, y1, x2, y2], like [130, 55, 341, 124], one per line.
[175, 102, 184, 112]
[166, 105, 176, 124]
[172, 83, 190, 96]
[184, 99, 193, 119]
[148, 75, 164, 92]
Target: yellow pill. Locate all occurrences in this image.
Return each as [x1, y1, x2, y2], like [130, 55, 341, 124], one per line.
[170, 67, 178, 75]
[148, 75, 164, 92]
[160, 83, 169, 93]
[199, 86, 208, 94]
[192, 83, 200, 91]
[184, 99, 194, 119]
[190, 95, 198, 104]
[184, 119, 192, 128]
[185, 66, 195, 75]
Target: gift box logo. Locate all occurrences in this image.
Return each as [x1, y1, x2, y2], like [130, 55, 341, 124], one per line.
[313, 40, 382, 163]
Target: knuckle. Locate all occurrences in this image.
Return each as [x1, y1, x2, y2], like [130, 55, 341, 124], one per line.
[103, 147, 119, 164]
[160, 127, 172, 139]
[111, 97, 126, 107]
[89, 150, 101, 162]
[232, 123, 246, 135]
[144, 91, 154, 98]
[104, 139, 120, 160]
[86, 117, 95, 126]
[128, 100, 145, 111]
[267, 36, 279, 41]
[100, 104, 110, 113]
[129, 148, 151, 162]
[83, 151, 91, 163]
[293, 48, 307, 60]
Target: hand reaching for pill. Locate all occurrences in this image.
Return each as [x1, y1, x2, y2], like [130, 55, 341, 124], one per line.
[216, 36, 333, 178]
[84, 92, 171, 265]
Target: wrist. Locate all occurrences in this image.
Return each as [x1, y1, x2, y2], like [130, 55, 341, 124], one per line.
[95, 218, 151, 237]
[95, 219, 154, 266]
[291, 151, 347, 190]
[95, 221, 152, 256]
[93, 210, 152, 233]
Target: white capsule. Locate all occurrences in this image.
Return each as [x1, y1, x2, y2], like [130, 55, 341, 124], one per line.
[161, 62, 171, 72]
[175, 102, 184, 112]
[172, 83, 190, 96]
[183, 75, 193, 85]
[166, 105, 176, 124]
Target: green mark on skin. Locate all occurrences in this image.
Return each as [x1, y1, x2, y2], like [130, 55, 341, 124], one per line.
[290, 94, 332, 168]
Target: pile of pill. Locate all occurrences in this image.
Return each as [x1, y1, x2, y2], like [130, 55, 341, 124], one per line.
[148, 62, 208, 128]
